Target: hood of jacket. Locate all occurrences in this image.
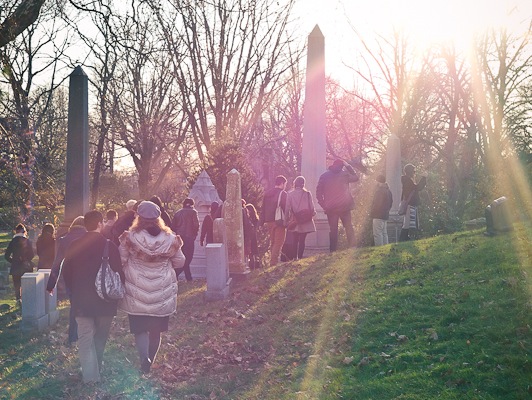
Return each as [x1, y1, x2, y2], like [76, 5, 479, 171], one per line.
[120, 230, 183, 262]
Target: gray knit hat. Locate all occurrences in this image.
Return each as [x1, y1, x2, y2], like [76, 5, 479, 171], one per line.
[136, 201, 161, 221]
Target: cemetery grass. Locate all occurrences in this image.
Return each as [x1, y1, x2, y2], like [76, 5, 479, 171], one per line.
[0, 224, 530, 399]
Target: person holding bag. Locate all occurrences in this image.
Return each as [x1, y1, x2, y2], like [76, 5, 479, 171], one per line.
[62, 210, 124, 383]
[286, 176, 316, 260]
[259, 175, 288, 266]
[4, 223, 34, 304]
[119, 201, 185, 374]
[399, 164, 427, 241]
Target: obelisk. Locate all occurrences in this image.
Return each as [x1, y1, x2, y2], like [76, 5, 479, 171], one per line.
[301, 25, 329, 250]
[385, 134, 403, 243]
[61, 66, 89, 236]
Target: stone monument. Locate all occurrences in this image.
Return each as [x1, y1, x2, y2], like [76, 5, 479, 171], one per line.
[223, 169, 248, 277]
[59, 66, 90, 238]
[301, 25, 329, 251]
[188, 170, 221, 278]
[21, 273, 48, 331]
[385, 134, 403, 243]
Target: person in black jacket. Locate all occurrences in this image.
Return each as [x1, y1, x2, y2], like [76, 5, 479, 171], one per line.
[316, 159, 359, 252]
[149, 195, 172, 228]
[200, 201, 220, 247]
[36, 223, 55, 270]
[110, 199, 138, 245]
[4, 223, 34, 303]
[62, 210, 124, 383]
[370, 175, 393, 246]
[47, 216, 87, 345]
[260, 175, 288, 266]
[171, 198, 199, 281]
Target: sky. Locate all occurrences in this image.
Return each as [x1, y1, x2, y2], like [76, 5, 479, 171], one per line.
[292, 0, 532, 86]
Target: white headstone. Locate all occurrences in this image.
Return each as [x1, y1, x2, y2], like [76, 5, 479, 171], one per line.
[188, 170, 222, 278]
[205, 243, 231, 301]
[21, 273, 48, 331]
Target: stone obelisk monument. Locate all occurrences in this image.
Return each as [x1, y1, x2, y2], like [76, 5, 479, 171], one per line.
[60, 66, 89, 236]
[385, 134, 403, 243]
[301, 25, 329, 250]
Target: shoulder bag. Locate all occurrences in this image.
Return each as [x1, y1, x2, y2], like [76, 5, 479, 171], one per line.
[275, 191, 285, 226]
[95, 239, 125, 302]
[294, 192, 314, 223]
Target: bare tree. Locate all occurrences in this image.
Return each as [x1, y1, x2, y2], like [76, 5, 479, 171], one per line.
[152, 0, 301, 160]
[0, 0, 46, 48]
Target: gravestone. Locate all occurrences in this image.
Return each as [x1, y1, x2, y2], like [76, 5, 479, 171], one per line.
[21, 273, 48, 331]
[301, 25, 329, 252]
[385, 134, 403, 243]
[205, 243, 231, 301]
[223, 169, 248, 277]
[188, 170, 222, 278]
[38, 269, 59, 325]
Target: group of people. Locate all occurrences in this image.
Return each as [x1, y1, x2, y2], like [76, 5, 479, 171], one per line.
[3, 160, 426, 382]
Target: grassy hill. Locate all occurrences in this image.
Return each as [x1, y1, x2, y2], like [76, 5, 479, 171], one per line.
[0, 224, 530, 399]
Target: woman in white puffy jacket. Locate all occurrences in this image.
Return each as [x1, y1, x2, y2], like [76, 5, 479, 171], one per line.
[119, 200, 185, 374]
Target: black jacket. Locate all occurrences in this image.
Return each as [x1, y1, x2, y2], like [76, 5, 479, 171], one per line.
[370, 182, 393, 220]
[172, 206, 200, 239]
[63, 232, 124, 317]
[316, 164, 359, 213]
[260, 187, 287, 224]
[5, 234, 34, 276]
[401, 175, 427, 207]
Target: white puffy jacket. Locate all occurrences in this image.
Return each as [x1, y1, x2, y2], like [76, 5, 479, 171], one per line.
[119, 229, 185, 317]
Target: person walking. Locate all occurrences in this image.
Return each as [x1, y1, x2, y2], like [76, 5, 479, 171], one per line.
[119, 200, 185, 374]
[171, 198, 199, 281]
[149, 195, 172, 228]
[399, 164, 427, 241]
[316, 159, 359, 251]
[101, 210, 118, 240]
[286, 176, 316, 260]
[199, 201, 220, 247]
[370, 175, 393, 246]
[62, 210, 124, 383]
[36, 223, 55, 270]
[47, 216, 87, 345]
[4, 224, 34, 304]
[260, 175, 288, 266]
[111, 199, 138, 245]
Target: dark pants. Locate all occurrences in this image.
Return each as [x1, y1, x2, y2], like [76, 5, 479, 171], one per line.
[175, 236, 194, 281]
[294, 232, 308, 259]
[12, 275, 22, 300]
[326, 210, 355, 252]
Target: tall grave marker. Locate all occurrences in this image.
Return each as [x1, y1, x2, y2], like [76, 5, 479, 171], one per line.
[301, 25, 329, 251]
[60, 66, 89, 237]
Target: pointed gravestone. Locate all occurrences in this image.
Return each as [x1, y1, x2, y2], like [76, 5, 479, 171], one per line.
[385, 134, 403, 243]
[187, 170, 221, 278]
[301, 25, 329, 252]
[223, 169, 248, 277]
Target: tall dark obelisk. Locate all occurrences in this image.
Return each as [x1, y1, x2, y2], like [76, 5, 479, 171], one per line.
[301, 25, 329, 251]
[64, 66, 89, 226]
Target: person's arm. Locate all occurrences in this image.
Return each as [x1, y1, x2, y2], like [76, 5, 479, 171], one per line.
[47, 239, 65, 292]
[316, 176, 325, 207]
[344, 162, 360, 183]
[4, 240, 13, 263]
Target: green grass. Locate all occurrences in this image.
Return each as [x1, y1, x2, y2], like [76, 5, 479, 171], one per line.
[0, 224, 530, 399]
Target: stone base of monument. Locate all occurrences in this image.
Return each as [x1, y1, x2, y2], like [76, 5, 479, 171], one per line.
[387, 213, 404, 244]
[303, 217, 330, 255]
[205, 244, 232, 301]
[21, 273, 49, 331]
[229, 269, 250, 282]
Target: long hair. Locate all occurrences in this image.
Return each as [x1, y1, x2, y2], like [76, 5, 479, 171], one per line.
[130, 216, 172, 234]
